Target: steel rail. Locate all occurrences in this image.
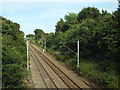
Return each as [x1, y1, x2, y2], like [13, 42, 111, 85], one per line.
[30, 43, 83, 89]
[29, 45, 58, 89]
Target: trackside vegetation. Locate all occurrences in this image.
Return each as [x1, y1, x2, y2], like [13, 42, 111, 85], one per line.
[26, 7, 120, 88]
[1, 16, 29, 88]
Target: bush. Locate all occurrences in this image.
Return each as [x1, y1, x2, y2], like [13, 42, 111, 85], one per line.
[79, 60, 119, 88]
[2, 17, 28, 88]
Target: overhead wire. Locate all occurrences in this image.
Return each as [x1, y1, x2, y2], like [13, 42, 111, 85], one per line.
[60, 42, 77, 55]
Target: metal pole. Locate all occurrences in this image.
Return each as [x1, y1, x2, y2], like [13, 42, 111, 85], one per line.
[77, 40, 79, 68]
[45, 38, 46, 52]
[27, 41, 29, 69]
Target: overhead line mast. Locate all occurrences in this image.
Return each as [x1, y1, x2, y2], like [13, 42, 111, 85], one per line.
[118, 0, 120, 27]
[118, 0, 120, 9]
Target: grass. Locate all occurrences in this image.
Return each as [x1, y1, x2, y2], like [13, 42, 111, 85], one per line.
[79, 60, 119, 88]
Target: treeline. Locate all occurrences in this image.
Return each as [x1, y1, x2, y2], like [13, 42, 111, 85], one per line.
[1, 16, 28, 88]
[26, 7, 120, 88]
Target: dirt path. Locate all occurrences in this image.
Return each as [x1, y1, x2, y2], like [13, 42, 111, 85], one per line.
[28, 43, 96, 89]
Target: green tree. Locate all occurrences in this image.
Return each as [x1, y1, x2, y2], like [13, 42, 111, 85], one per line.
[26, 34, 35, 43]
[65, 13, 78, 25]
[1, 16, 28, 88]
[34, 29, 45, 46]
[77, 7, 100, 23]
[34, 29, 45, 40]
[55, 18, 65, 32]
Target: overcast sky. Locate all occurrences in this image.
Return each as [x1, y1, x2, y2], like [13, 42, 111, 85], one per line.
[1, 0, 118, 35]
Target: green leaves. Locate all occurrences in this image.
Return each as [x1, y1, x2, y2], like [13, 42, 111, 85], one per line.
[55, 18, 65, 32]
[34, 29, 45, 40]
[2, 17, 28, 88]
[45, 7, 119, 88]
[33, 29, 46, 46]
[55, 13, 78, 33]
[77, 7, 100, 23]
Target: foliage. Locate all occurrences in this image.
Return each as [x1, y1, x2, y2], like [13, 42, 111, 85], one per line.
[26, 34, 35, 43]
[1, 16, 28, 88]
[47, 7, 119, 88]
[26, 34, 35, 38]
[29, 7, 120, 88]
[79, 60, 119, 88]
[77, 7, 100, 23]
[55, 18, 65, 32]
[34, 29, 45, 40]
[33, 29, 45, 46]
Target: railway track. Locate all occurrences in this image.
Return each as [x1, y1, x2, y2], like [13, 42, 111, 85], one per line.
[29, 45, 58, 88]
[29, 43, 95, 89]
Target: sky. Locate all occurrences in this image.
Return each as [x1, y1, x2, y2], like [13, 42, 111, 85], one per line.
[0, 0, 118, 35]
